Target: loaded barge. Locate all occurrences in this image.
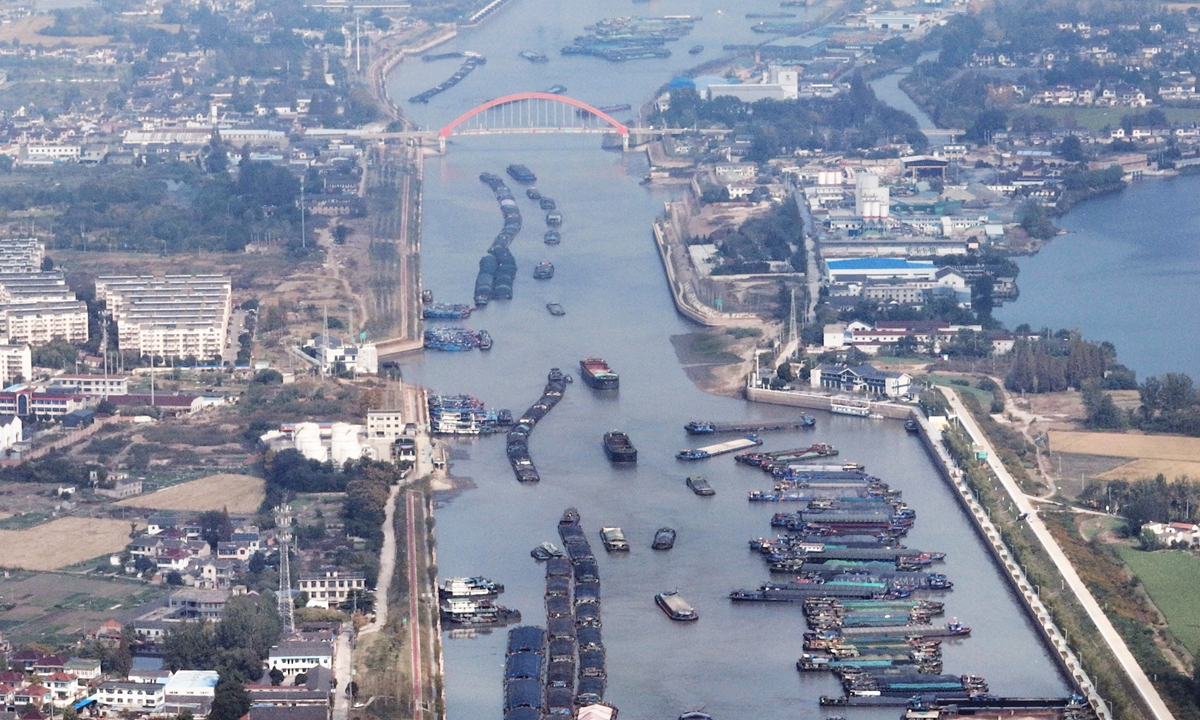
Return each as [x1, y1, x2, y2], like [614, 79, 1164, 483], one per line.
[676, 436, 762, 460]
[603, 431, 637, 463]
[505, 368, 568, 482]
[580, 357, 619, 389]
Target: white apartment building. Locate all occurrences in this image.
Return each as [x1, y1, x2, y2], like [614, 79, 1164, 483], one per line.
[4, 301, 89, 344]
[0, 238, 44, 272]
[96, 275, 232, 359]
[298, 569, 367, 608]
[0, 341, 31, 386]
[366, 409, 405, 439]
[97, 681, 165, 712]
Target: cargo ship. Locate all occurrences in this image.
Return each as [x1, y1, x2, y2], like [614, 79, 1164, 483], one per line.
[676, 436, 763, 460]
[423, 302, 474, 319]
[652, 527, 676, 549]
[507, 164, 537, 182]
[655, 591, 698, 621]
[603, 430, 637, 462]
[600, 526, 629, 551]
[533, 261, 555, 279]
[684, 416, 814, 435]
[580, 358, 619, 388]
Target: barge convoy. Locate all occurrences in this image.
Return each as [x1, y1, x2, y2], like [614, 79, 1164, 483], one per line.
[409, 52, 485, 103]
[505, 368, 569, 482]
[475, 172, 524, 306]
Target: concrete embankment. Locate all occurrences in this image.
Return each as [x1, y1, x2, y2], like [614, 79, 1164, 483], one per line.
[744, 386, 913, 420]
[651, 214, 759, 328]
[910, 410, 1113, 720]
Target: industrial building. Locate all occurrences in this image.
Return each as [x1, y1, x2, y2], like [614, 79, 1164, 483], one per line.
[707, 65, 800, 102]
[96, 275, 232, 359]
[259, 422, 374, 465]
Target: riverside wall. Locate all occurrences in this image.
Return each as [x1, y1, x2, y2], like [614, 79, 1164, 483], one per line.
[744, 386, 913, 420]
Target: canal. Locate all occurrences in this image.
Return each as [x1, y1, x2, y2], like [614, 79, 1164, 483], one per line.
[386, 1, 1072, 716]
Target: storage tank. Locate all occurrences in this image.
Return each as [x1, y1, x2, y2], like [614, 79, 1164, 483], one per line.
[293, 422, 325, 461]
[330, 423, 363, 465]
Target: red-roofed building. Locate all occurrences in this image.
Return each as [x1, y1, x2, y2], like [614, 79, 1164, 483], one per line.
[8, 648, 42, 671]
[95, 619, 124, 643]
[14, 684, 51, 708]
[0, 671, 26, 684]
[31, 656, 66, 675]
[43, 673, 81, 707]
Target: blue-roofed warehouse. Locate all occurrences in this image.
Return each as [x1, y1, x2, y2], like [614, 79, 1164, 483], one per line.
[825, 258, 938, 282]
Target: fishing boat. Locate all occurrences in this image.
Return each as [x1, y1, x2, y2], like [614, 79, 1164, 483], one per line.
[655, 591, 698, 621]
[653, 527, 677, 550]
[547, 302, 566, 316]
[600, 526, 630, 551]
[686, 475, 715, 496]
[533, 261, 555, 279]
[603, 430, 637, 462]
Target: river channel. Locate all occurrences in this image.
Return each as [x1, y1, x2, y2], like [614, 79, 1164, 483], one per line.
[386, 1, 1071, 716]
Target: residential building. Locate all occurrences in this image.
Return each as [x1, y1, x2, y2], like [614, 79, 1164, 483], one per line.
[3, 301, 88, 345]
[0, 342, 31, 386]
[46, 375, 129, 396]
[267, 639, 334, 673]
[95, 478, 144, 499]
[96, 682, 165, 712]
[810, 363, 912, 398]
[366, 409, 405, 440]
[62, 658, 102, 680]
[43, 673, 81, 708]
[95, 275, 232, 359]
[1143, 521, 1200, 546]
[13, 685, 51, 709]
[167, 588, 228, 620]
[297, 569, 366, 608]
[0, 239, 44, 273]
[305, 336, 378, 375]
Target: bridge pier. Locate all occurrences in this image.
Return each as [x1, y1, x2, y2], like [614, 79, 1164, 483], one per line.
[622, 133, 628, 151]
[439, 136, 446, 153]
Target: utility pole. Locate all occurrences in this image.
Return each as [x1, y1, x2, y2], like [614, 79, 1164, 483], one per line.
[356, 15, 362, 73]
[300, 176, 307, 249]
[149, 355, 155, 408]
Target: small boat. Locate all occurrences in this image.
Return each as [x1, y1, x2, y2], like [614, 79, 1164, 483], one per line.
[656, 591, 698, 621]
[546, 211, 563, 226]
[679, 714, 713, 720]
[440, 576, 504, 598]
[547, 302, 566, 316]
[540, 197, 557, 211]
[544, 230, 561, 244]
[421, 289, 434, 303]
[546, 84, 567, 94]
[905, 418, 919, 433]
[519, 50, 549, 62]
[549, 368, 564, 382]
[531, 542, 564, 560]
[474, 330, 493, 350]
[603, 430, 637, 462]
[526, 188, 542, 200]
[686, 475, 714, 496]
[688, 44, 703, 54]
[653, 527, 676, 550]
[533, 261, 555, 279]
[600, 526, 630, 551]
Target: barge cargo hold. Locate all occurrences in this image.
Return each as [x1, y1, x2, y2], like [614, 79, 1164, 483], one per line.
[655, 591, 698, 621]
[676, 436, 763, 460]
[580, 358, 619, 389]
[686, 475, 715, 496]
[684, 416, 814, 435]
[603, 430, 637, 463]
[652, 527, 676, 549]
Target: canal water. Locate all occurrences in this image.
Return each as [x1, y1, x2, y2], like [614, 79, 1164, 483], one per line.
[387, 1, 1071, 717]
[996, 173, 1200, 381]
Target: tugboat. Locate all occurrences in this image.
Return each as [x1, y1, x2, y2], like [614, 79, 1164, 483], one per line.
[603, 430, 637, 462]
[544, 230, 561, 244]
[653, 527, 677, 550]
[600, 526, 630, 551]
[547, 302, 566, 316]
[656, 590, 698, 621]
[526, 188, 542, 200]
[580, 357, 619, 388]
[531, 542, 564, 560]
[533, 261, 555, 279]
[506, 164, 537, 183]
[474, 330, 493, 350]
[686, 475, 715, 496]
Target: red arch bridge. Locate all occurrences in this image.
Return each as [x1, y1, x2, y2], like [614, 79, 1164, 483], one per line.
[436, 92, 630, 150]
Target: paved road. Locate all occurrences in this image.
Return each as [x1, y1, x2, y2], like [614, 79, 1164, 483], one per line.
[332, 627, 352, 720]
[361, 483, 403, 636]
[942, 388, 1176, 720]
[405, 490, 423, 720]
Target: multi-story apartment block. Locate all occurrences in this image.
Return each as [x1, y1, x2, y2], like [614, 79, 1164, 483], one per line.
[96, 275, 232, 359]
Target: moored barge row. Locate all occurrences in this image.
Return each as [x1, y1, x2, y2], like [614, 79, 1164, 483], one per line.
[505, 368, 569, 482]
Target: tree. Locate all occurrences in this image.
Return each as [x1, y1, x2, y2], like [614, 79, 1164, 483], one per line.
[166, 571, 185, 586]
[198, 509, 234, 550]
[1059, 134, 1085, 162]
[248, 551, 267, 574]
[269, 668, 284, 686]
[176, 711, 195, 720]
[63, 707, 79, 720]
[209, 679, 251, 720]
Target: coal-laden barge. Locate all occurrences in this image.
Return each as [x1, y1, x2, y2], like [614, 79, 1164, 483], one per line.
[475, 172, 523, 306]
[505, 369, 568, 482]
[409, 52, 485, 103]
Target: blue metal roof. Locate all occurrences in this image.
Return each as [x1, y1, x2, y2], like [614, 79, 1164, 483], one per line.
[826, 258, 936, 270]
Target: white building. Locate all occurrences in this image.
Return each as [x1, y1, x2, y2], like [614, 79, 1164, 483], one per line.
[0, 414, 22, 452]
[0, 238, 44, 272]
[366, 409, 406, 440]
[47, 375, 129, 396]
[1143, 522, 1200, 546]
[4, 301, 89, 344]
[97, 681, 166, 712]
[96, 275, 232, 359]
[708, 65, 799, 102]
[855, 173, 890, 220]
[163, 670, 220, 715]
[268, 639, 334, 673]
[0, 341, 31, 386]
[298, 569, 367, 608]
[306, 336, 378, 375]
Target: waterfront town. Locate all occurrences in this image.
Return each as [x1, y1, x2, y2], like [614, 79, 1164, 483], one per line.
[1, 0, 1200, 718]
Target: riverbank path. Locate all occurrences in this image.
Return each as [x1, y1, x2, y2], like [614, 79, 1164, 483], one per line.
[941, 387, 1176, 720]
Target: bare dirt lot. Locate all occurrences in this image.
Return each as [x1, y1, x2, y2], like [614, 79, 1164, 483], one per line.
[0, 15, 109, 47]
[0, 517, 136, 570]
[1097, 459, 1200, 482]
[117, 473, 265, 514]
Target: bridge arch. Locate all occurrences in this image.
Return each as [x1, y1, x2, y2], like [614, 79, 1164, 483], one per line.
[438, 92, 629, 145]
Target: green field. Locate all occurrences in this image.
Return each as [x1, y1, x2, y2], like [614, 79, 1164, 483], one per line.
[925, 374, 994, 406]
[1116, 546, 1200, 653]
[1020, 106, 1200, 132]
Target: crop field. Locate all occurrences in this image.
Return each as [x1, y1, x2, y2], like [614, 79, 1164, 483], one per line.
[1116, 546, 1200, 654]
[116, 473, 265, 514]
[0, 572, 163, 646]
[1050, 431, 1200, 462]
[0, 517, 136, 570]
[1097, 458, 1200, 482]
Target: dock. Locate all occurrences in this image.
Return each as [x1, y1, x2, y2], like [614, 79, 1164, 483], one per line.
[676, 436, 762, 460]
